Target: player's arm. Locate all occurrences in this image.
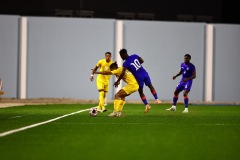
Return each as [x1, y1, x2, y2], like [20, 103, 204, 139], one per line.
[114, 67, 127, 87]
[173, 69, 182, 80]
[90, 66, 99, 81]
[138, 57, 144, 64]
[93, 70, 112, 75]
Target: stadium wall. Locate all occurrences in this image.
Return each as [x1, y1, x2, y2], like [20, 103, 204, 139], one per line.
[0, 15, 239, 102]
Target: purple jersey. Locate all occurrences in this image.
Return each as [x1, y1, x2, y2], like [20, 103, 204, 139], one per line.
[180, 62, 196, 81]
[123, 54, 151, 88]
[176, 62, 196, 91]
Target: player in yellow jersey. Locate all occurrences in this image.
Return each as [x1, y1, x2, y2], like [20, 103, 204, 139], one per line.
[93, 62, 139, 117]
[90, 52, 113, 112]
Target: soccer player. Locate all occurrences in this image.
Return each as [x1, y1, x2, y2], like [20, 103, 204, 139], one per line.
[166, 54, 196, 113]
[93, 62, 139, 117]
[90, 52, 113, 112]
[114, 49, 161, 113]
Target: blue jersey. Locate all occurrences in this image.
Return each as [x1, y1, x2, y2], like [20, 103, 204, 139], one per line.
[176, 62, 196, 91]
[123, 54, 151, 88]
[180, 62, 196, 81]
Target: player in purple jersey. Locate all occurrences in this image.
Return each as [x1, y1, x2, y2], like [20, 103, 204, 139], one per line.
[166, 54, 196, 113]
[114, 49, 161, 113]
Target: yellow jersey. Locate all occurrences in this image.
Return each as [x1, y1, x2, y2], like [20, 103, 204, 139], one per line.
[96, 59, 113, 83]
[111, 67, 138, 85]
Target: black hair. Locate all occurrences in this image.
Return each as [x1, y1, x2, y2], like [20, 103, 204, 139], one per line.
[119, 49, 127, 54]
[105, 52, 111, 55]
[184, 54, 191, 59]
[110, 61, 118, 68]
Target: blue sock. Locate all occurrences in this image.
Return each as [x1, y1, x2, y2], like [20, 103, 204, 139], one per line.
[173, 95, 178, 106]
[184, 96, 188, 108]
[141, 96, 148, 105]
[152, 90, 158, 100]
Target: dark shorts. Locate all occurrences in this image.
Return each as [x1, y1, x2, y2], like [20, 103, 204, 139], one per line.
[136, 73, 151, 89]
[176, 80, 193, 92]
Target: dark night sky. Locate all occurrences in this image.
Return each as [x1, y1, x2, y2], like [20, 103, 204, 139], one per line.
[0, 0, 239, 24]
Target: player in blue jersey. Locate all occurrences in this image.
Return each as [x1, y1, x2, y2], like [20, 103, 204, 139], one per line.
[166, 54, 196, 113]
[114, 49, 161, 113]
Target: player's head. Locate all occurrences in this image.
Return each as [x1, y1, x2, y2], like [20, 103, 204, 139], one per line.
[105, 52, 112, 62]
[110, 62, 118, 71]
[184, 54, 191, 63]
[119, 49, 128, 60]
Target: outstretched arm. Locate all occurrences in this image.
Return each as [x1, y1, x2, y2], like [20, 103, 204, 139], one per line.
[90, 66, 99, 81]
[113, 67, 126, 87]
[93, 70, 112, 75]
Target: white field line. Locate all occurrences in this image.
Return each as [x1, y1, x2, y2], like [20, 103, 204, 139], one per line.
[0, 108, 90, 137]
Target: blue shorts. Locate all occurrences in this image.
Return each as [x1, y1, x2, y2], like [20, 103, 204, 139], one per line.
[176, 80, 193, 92]
[136, 73, 151, 89]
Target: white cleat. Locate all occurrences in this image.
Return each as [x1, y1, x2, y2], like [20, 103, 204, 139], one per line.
[182, 108, 189, 113]
[116, 112, 122, 117]
[108, 112, 118, 117]
[166, 106, 176, 111]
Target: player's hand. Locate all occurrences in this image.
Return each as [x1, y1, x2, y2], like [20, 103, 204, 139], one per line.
[172, 76, 176, 80]
[90, 75, 94, 81]
[113, 81, 120, 88]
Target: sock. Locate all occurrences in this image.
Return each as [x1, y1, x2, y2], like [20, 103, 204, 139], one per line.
[184, 95, 188, 108]
[113, 100, 119, 112]
[173, 95, 178, 106]
[104, 92, 107, 105]
[118, 99, 125, 112]
[141, 95, 148, 105]
[151, 90, 158, 100]
[98, 91, 105, 110]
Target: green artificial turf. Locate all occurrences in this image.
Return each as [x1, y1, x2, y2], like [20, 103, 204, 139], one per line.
[0, 104, 239, 160]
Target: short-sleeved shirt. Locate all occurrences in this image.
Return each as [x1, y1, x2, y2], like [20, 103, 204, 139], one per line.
[123, 54, 151, 88]
[111, 67, 138, 85]
[96, 59, 113, 84]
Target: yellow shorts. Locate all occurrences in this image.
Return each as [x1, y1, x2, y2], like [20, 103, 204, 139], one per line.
[122, 83, 139, 95]
[97, 81, 109, 92]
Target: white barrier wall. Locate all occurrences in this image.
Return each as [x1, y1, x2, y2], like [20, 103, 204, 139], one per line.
[0, 15, 240, 102]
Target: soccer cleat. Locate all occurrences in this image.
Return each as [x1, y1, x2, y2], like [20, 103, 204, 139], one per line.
[108, 112, 118, 117]
[156, 99, 162, 104]
[182, 108, 188, 113]
[102, 108, 107, 112]
[144, 105, 151, 113]
[116, 112, 122, 117]
[166, 106, 176, 111]
[102, 106, 107, 112]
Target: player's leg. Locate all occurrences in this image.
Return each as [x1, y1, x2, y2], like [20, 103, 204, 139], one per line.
[166, 83, 183, 111]
[182, 90, 190, 113]
[182, 81, 192, 113]
[145, 75, 161, 104]
[138, 88, 151, 113]
[96, 81, 105, 112]
[148, 83, 161, 104]
[118, 84, 138, 114]
[109, 90, 127, 117]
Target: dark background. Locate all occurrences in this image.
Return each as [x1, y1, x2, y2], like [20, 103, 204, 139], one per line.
[0, 0, 239, 24]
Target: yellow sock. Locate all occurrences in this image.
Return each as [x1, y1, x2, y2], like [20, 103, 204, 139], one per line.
[118, 100, 125, 112]
[113, 100, 119, 112]
[98, 91, 105, 110]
